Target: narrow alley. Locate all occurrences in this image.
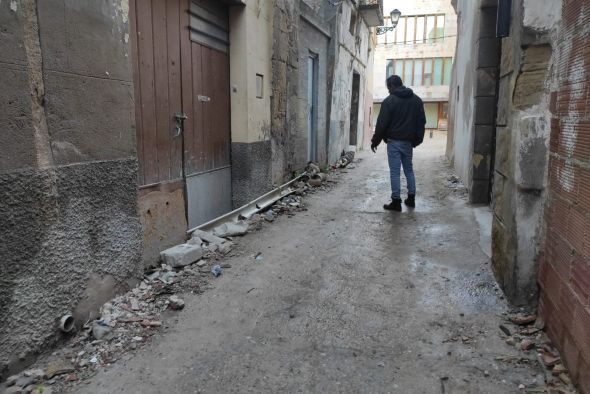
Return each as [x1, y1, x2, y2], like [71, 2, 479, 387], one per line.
[3, 0, 590, 392]
[72, 134, 545, 393]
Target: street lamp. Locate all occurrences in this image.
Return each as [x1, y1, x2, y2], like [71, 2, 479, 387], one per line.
[376, 9, 401, 35]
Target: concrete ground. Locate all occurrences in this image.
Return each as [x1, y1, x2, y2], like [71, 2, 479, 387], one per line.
[75, 133, 545, 394]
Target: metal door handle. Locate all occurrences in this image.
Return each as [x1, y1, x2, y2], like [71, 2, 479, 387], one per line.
[173, 113, 188, 137]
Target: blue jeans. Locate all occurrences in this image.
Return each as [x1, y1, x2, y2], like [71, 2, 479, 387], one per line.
[387, 139, 416, 200]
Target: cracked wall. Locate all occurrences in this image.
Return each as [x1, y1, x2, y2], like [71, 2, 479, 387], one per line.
[0, 0, 141, 379]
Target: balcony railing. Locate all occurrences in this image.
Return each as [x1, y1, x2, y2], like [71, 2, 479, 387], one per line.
[358, 0, 384, 27]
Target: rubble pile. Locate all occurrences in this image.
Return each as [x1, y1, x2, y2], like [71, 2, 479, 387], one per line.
[3, 226, 245, 392]
[2, 156, 359, 392]
[497, 312, 578, 394]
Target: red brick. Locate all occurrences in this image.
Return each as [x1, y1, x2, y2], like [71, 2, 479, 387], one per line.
[561, 333, 581, 382]
[539, 260, 563, 298]
[571, 305, 590, 362]
[573, 122, 590, 161]
[559, 284, 579, 329]
[567, 205, 588, 254]
[578, 356, 590, 394]
[571, 256, 590, 304]
[550, 118, 561, 154]
[540, 291, 565, 343]
[546, 232, 574, 282]
[578, 168, 590, 212]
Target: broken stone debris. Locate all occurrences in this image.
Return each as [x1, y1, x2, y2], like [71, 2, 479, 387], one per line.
[168, 295, 185, 310]
[497, 312, 576, 393]
[190, 229, 226, 246]
[212, 221, 249, 238]
[160, 243, 204, 268]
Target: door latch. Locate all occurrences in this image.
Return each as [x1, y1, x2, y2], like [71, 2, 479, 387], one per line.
[173, 112, 188, 137]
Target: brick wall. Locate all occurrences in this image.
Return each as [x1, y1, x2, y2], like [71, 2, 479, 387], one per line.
[540, 1, 590, 391]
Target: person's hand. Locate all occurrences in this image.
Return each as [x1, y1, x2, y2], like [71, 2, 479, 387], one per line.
[371, 142, 378, 153]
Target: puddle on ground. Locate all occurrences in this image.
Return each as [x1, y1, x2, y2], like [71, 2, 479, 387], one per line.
[408, 254, 506, 313]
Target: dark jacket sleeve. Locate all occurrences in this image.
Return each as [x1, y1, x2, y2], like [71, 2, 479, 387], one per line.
[372, 99, 392, 146]
[413, 97, 426, 147]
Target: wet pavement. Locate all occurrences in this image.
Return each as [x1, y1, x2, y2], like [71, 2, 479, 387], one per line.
[75, 133, 545, 393]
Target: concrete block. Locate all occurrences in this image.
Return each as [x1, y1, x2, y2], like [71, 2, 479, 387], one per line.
[473, 153, 491, 180]
[500, 37, 514, 77]
[496, 77, 512, 127]
[494, 127, 512, 177]
[477, 38, 500, 68]
[474, 125, 495, 154]
[191, 229, 226, 246]
[476, 68, 498, 97]
[470, 179, 491, 204]
[513, 46, 551, 108]
[479, 7, 498, 39]
[160, 244, 204, 268]
[475, 96, 497, 125]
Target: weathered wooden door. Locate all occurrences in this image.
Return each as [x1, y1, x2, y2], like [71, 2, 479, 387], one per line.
[182, 0, 232, 228]
[131, 0, 232, 262]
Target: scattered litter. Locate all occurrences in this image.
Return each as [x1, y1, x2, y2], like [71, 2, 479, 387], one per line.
[211, 265, 223, 277]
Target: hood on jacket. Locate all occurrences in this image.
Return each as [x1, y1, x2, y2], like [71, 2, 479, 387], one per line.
[392, 86, 414, 99]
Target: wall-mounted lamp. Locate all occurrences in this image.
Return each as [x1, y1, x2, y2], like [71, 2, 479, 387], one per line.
[376, 9, 401, 35]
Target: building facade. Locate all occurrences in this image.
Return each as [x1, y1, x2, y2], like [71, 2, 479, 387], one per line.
[372, 0, 457, 131]
[447, 0, 590, 391]
[0, 0, 380, 379]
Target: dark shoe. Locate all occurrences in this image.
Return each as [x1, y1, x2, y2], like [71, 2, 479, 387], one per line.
[384, 198, 402, 212]
[404, 194, 415, 208]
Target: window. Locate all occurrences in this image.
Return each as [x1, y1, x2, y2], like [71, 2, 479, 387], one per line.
[406, 16, 415, 45]
[443, 58, 453, 85]
[395, 17, 406, 44]
[349, 10, 357, 35]
[403, 59, 413, 85]
[385, 57, 453, 87]
[424, 58, 433, 86]
[256, 74, 264, 98]
[413, 59, 423, 86]
[433, 58, 443, 85]
[416, 16, 425, 44]
[394, 59, 404, 77]
[386, 60, 394, 78]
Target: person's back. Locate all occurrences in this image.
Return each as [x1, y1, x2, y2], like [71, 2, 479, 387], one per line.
[371, 75, 426, 212]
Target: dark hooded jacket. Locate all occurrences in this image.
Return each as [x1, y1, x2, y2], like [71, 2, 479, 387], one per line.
[371, 86, 426, 148]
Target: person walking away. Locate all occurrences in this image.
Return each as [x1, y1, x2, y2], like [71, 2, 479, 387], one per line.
[371, 75, 426, 212]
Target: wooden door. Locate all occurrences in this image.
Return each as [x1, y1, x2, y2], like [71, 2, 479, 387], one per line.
[130, 0, 232, 263]
[182, 0, 232, 228]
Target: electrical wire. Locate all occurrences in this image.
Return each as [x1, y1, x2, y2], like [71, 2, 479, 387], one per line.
[376, 34, 459, 46]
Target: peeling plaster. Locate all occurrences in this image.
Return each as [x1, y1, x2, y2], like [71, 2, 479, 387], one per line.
[523, 0, 561, 31]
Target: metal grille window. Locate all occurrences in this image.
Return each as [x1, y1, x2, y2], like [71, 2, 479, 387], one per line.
[385, 57, 453, 87]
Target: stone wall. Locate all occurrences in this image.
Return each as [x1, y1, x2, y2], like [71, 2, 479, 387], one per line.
[0, 0, 142, 378]
[491, 0, 556, 306]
